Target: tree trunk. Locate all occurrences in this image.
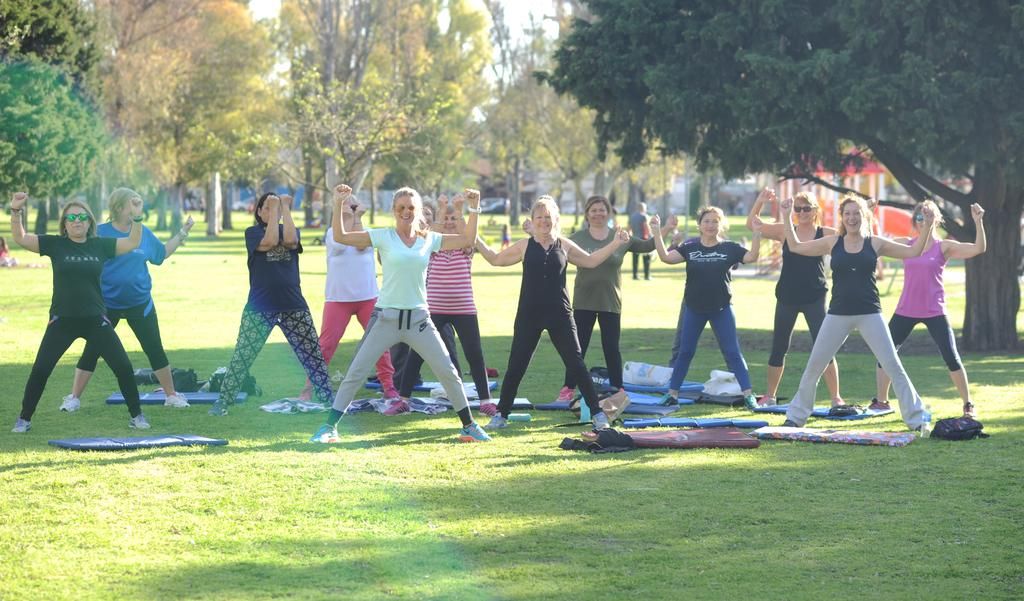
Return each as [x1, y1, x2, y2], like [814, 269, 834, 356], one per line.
[573, 177, 585, 226]
[222, 182, 235, 231]
[206, 172, 221, 237]
[961, 177, 1021, 350]
[303, 155, 315, 228]
[510, 155, 521, 226]
[34, 198, 48, 235]
[171, 183, 184, 232]
[156, 187, 168, 231]
[369, 162, 377, 225]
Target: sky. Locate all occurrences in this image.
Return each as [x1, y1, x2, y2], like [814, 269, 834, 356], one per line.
[248, 0, 556, 40]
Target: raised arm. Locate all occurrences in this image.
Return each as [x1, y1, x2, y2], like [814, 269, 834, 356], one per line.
[780, 198, 835, 256]
[440, 189, 479, 250]
[649, 214, 685, 264]
[256, 195, 281, 251]
[565, 228, 630, 268]
[8, 192, 39, 254]
[164, 215, 195, 257]
[476, 235, 526, 266]
[742, 218, 763, 263]
[875, 205, 936, 259]
[331, 184, 371, 249]
[114, 218, 143, 256]
[280, 194, 299, 249]
[942, 203, 987, 260]
[747, 188, 785, 241]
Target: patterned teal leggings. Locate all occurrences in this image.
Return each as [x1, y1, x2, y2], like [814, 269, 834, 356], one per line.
[219, 308, 333, 405]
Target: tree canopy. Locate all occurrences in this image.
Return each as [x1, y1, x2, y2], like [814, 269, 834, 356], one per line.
[546, 0, 1024, 350]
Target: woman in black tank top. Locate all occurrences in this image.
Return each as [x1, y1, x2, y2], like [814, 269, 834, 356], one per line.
[476, 196, 630, 430]
[778, 195, 937, 432]
[746, 189, 842, 407]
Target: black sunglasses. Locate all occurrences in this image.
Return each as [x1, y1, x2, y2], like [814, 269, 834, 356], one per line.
[793, 205, 815, 213]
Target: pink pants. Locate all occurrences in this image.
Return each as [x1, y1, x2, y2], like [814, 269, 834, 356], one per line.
[303, 299, 397, 397]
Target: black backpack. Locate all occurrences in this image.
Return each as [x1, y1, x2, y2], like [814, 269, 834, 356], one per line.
[930, 416, 989, 440]
[171, 368, 200, 392]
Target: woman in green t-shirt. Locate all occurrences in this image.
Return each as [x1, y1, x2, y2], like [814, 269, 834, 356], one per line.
[8, 192, 148, 433]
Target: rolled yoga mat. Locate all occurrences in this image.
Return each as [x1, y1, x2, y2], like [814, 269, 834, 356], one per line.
[49, 434, 228, 451]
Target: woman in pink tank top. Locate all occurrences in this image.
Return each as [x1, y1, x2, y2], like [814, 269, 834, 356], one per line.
[872, 200, 987, 417]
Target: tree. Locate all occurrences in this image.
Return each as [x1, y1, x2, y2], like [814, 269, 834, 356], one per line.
[0, 60, 106, 213]
[0, 0, 100, 91]
[546, 0, 1024, 350]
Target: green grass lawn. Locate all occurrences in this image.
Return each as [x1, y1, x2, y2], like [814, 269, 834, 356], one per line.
[1, 212, 1022, 600]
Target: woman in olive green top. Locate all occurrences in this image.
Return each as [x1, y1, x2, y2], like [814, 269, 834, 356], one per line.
[557, 195, 675, 400]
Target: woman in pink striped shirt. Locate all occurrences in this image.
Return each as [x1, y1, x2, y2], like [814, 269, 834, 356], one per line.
[872, 200, 987, 417]
[393, 194, 498, 416]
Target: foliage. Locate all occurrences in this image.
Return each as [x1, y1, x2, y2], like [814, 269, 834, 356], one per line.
[0, 0, 100, 92]
[0, 59, 106, 197]
[546, 0, 1024, 349]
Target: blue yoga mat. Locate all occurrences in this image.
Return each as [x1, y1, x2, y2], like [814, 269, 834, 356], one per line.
[365, 380, 498, 393]
[49, 435, 228, 451]
[623, 417, 770, 429]
[623, 381, 704, 394]
[106, 391, 247, 405]
[534, 393, 692, 416]
[752, 403, 895, 420]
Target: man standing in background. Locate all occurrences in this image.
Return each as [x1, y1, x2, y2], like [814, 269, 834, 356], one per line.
[630, 202, 652, 280]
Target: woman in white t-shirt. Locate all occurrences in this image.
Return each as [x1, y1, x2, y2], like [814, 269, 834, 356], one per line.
[296, 201, 398, 401]
[310, 185, 491, 443]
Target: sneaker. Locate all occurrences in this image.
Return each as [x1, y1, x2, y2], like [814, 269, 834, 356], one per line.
[757, 396, 777, 407]
[478, 402, 498, 417]
[868, 399, 891, 412]
[382, 387, 401, 401]
[382, 399, 410, 416]
[310, 424, 341, 443]
[459, 422, 492, 442]
[129, 414, 151, 430]
[556, 386, 574, 403]
[11, 418, 31, 433]
[658, 393, 678, 406]
[60, 394, 81, 412]
[743, 394, 759, 411]
[208, 400, 228, 417]
[782, 419, 799, 428]
[484, 415, 508, 430]
[163, 393, 190, 408]
[963, 401, 976, 418]
[592, 411, 611, 430]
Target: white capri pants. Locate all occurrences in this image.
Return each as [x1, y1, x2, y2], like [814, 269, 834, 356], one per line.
[785, 313, 926, 429]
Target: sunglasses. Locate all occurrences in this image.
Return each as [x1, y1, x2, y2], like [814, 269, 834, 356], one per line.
[793, 205, 815, 213]
[64, 213, 91, 222]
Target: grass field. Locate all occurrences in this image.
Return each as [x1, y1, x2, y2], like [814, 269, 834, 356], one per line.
[1, 211, 1022, 600]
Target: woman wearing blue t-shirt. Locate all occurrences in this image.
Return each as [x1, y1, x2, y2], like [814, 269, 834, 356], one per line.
[62, 188, 195, 412]
[311, 185, 491, 444]
[209, 192, 333, 416]
[651, 207, 763, 409]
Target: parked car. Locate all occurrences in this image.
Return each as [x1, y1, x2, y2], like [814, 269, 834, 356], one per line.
[480, 197, 509, 214]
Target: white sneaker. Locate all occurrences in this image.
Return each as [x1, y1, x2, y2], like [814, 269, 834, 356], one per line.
[129, 414, 151, 430]
[60, 394, 81, 412]
[164, 393, 190, 408]
[12, 418, 31, 433]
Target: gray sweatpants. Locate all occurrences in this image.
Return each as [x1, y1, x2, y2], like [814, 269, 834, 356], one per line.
[785, 313, 926, 429]
[332, 307, 471, 416]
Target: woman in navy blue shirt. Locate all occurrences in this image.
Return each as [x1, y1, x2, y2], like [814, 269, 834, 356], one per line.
[651, 207, 762, 409]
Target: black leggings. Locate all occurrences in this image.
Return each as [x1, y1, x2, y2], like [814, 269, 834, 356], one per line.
[564, 309, 623, 389]
[882, 313, 963, 371]
[77, 302, 169, 372]
[768, 298, 832, 367]
[499, 309, 600, 418]
[399, 313, 490, 400]
[21, 316, 142, 420]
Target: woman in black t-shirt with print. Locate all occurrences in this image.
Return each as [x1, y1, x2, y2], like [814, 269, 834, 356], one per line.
[8, 192, 148, 433]
[779, 196, 934, 431]
[651, 207, 763, 409]
[746, 188, 844, 407]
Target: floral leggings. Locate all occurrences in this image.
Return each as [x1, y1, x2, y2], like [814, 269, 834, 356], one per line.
[219, 308, 333, 405]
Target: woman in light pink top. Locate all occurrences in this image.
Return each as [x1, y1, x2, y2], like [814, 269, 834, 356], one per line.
[873, 200, 987, 417]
